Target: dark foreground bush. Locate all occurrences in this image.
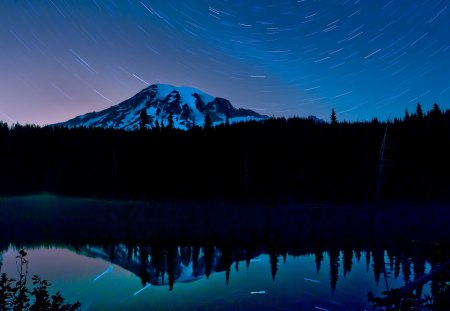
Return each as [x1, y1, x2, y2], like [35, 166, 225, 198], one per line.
[0, 250, 80, 311]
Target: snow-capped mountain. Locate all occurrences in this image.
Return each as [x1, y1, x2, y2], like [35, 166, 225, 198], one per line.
[75, 244, 263, 288]
[57, 84, 267, 130]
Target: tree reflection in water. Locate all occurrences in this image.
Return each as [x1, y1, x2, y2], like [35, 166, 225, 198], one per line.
[1, 197, 450, 308]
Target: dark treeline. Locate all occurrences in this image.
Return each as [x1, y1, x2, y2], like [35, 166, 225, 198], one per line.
[0, 103, 449, 202]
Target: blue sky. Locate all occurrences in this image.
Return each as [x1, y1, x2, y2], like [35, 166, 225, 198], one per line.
[0, 0, 449, 124]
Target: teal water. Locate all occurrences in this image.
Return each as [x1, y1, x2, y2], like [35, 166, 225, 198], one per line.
[0, 195, 448, 310]
[0, 245, 429, 310]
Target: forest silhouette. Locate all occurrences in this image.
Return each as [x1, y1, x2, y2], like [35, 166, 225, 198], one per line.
[0, 103, 449, 202]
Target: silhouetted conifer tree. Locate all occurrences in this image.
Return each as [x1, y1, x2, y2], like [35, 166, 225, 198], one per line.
[429, 103, 442, 123]
[343, 248, 353, 277]
[432, 103, 441, 115]
[140, 109, 148, 130]
[108, 245, 116, 262]
[139, 246, 150, 287]
[315, 249, 324, 275]
[167, 246, 178, 291]
[329, 249, 340, 293]
[180, 246, 191, 267]
[388, 252, 395, 272]
[270, 252, 278, 281]
[394, 255, 401, 279]
[127, 244, 133, 261]
[372, 248, 384, 285]
[192, 246, 200, 277]
[245, 250, 251, 270]
[221, 248, 233, 286]
[204, 113, 212, 130]
[413, 256, 426, 298]
[402, 257, 411, 285]
[355, 250, 362, 263]
[404, 109, 410, 122]
[150, 247, 164, 284]
[167, 113, 174, 130]
[366, 251, 371, 273]
[154, 119, 160, 131]
[416, 103, 424, 121]
[331, 108, 337, 126]
[204, 246, 214, 279]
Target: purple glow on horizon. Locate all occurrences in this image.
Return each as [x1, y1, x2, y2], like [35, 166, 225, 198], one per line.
[0, 1, 449, 125]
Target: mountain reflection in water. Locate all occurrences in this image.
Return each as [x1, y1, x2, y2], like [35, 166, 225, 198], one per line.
[73, 241, 437, 294]
[1, 196, 450, 309]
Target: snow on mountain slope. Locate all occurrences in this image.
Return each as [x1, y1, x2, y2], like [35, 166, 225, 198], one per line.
[56, 84, 267, 130]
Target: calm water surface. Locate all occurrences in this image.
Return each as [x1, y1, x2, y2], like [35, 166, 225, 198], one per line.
[0, 195, 448, 310]
[1, 246, 421, 310]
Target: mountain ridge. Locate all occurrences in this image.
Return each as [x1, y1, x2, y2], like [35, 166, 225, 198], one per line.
[56, 84, 267, 130]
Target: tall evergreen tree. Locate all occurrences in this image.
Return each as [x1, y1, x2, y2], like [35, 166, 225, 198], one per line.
[416, 103, 424, 121]
[404, 108, 410, 122]
[167, 113, 174, 130]
[429, 103, 442, 125]
[204, 113, 212, 130]
[431, 103, 441, 117]
[331, 108, 337, 126]
[270, 252, 278, 281]
[140, 109, 148, 130]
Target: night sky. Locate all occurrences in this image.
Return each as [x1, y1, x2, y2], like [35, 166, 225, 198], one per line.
[0, 0, 449, 125]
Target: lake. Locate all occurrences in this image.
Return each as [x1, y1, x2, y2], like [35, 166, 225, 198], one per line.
[1, 195, 449, 310]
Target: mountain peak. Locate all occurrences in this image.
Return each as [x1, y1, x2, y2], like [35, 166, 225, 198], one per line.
[57, 84, 266, 130]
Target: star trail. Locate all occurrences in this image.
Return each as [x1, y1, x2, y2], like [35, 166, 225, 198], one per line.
[0, 0, 448, 125]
